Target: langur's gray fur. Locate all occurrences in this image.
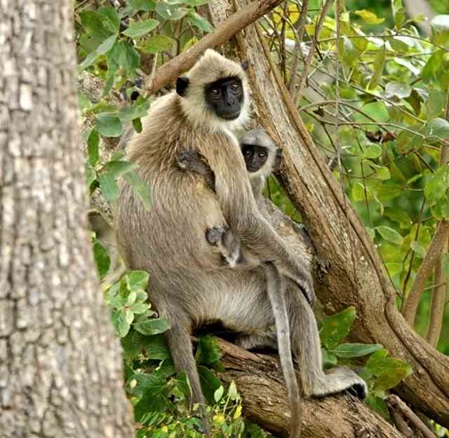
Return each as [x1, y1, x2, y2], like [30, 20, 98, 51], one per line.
[116, 49, 367, 438]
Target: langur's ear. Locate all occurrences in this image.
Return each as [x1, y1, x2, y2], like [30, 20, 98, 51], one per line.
[176, 77, 190, 97]
[241, 60, 249, 70]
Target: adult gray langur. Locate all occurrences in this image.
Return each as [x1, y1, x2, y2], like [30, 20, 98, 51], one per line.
[115, 49, 366, 437]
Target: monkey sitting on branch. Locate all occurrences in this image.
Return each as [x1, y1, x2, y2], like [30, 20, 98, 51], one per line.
[116, 50, 367, 438]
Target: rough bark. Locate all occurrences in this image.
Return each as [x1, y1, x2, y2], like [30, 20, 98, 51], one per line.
[217, 339, 404, 438]
[208, 0, 449, 427]
[0, 2, 134, 437]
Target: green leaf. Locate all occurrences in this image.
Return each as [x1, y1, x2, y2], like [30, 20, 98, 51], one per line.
[198, 366, 222, 405]
[368, 46, 385, 90]
[392, 0, 406, 29]
[187, 12, 214, 32]
[128, 302, 148, 314]
[92, 237, 110, 279]
[376, 226, 403, 244]
[228, 381, 239, 401]
[185, 0, 210, 5]
[108, 41, 140, 76]
[98, 6, 120, 33]
[95, 113, 123, 137]
[196, 335, 223, 365]
[125, 0, 156, 15]
[367, 349, 413, 391]
[134, 318, 171, 336]
[424, 165, 449, 203]
[319, 307, 356, 350]
[385, 81, 412, 99]
[214, 385, 225, 403]
[396, 128, 423, 152]
[118, 98, 151, 121]
[331, 343, 383, 358]
[426, 118, 449, 140]
[426, 89, 445, 118]
[87, 128, 100, 167]
[123, 171, 152, 209]
[133, 373, 169, 419]
[112, 310, 131, 337]
[431, 15, 449, 46]
[410, 241, 426, 258]
[141, 35, 175, 54]
[363, 144, 382, 159]
[79, 11, 115, 41]
[376, 167, 391, 180]
[352, 182, 366, 202]
[155, 3, 188, 20]
[79, 34, 117, 70]
[322, 349, 338, 369]
[123, 19, 160, 38]
[98, 172, 119, 202]
[354, 10, 385, 24]
[102, 160, 138, 177]
[126, 270, 150, 291]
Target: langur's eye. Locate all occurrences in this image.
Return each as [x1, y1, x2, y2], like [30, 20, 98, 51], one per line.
[258, 152, 267, 158]
[230, 83, 241, 94]
[211, 89, 221, 97]
[244, 150, 251, 156]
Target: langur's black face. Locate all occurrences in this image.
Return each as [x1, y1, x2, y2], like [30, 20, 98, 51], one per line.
[241, 144, 269, 173]
[204, 77, 244, 120]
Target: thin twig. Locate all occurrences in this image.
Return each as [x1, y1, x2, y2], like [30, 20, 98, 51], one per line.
[144, 0, 286, 95]
[402, 221, 449, 325]
[385, 395, 437, 438]
[293, 0, 333, 102]
[288, 0, 309, 94]
[426, 240, 448, 347]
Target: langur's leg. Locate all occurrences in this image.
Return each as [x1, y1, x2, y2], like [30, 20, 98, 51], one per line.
[285, 281, 367, 399]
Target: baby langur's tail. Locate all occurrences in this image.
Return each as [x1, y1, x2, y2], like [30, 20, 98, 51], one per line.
[263, 262, 302, 438]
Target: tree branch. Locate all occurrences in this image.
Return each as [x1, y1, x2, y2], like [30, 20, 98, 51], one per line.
[144, 0, 287, 96]
[217, 339, 404, 438]
[402, 221, 449, 325]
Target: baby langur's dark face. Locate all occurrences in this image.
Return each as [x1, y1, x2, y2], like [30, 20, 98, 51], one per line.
[241, 144, 268, 173]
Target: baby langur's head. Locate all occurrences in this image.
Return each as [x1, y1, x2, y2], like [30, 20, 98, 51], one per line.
[239, 128, 280, 177]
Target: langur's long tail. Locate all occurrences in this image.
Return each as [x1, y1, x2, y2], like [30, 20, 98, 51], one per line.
[263, 262, 302, 438]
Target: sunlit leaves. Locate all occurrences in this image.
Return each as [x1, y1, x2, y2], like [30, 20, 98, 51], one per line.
[320, 307, 356, 350]
[376, 225, 404, 244]
[95, 113, 123, 137]
[354, 10, 385, 25]
[123, 19, 160, 38]
[141, 35, 175, 53]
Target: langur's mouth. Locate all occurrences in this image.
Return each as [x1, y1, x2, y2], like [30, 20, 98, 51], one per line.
[221, 112, 241, 120]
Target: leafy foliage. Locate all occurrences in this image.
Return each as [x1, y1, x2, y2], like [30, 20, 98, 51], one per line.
[320, 307, 412, 418]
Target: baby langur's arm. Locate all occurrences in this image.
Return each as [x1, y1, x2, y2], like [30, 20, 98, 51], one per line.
[177, 150, 215, 191]
[206, 226, 244, 267]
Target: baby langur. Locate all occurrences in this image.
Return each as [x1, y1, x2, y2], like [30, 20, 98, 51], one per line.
[177, 129, 302, 437]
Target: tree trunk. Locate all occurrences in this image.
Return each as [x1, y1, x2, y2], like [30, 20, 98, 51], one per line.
[0, 2, 134, 437]
[209, 0, 449, 427]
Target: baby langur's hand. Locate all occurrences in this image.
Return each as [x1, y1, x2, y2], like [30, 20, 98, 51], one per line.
[177, 150, 204, 171]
